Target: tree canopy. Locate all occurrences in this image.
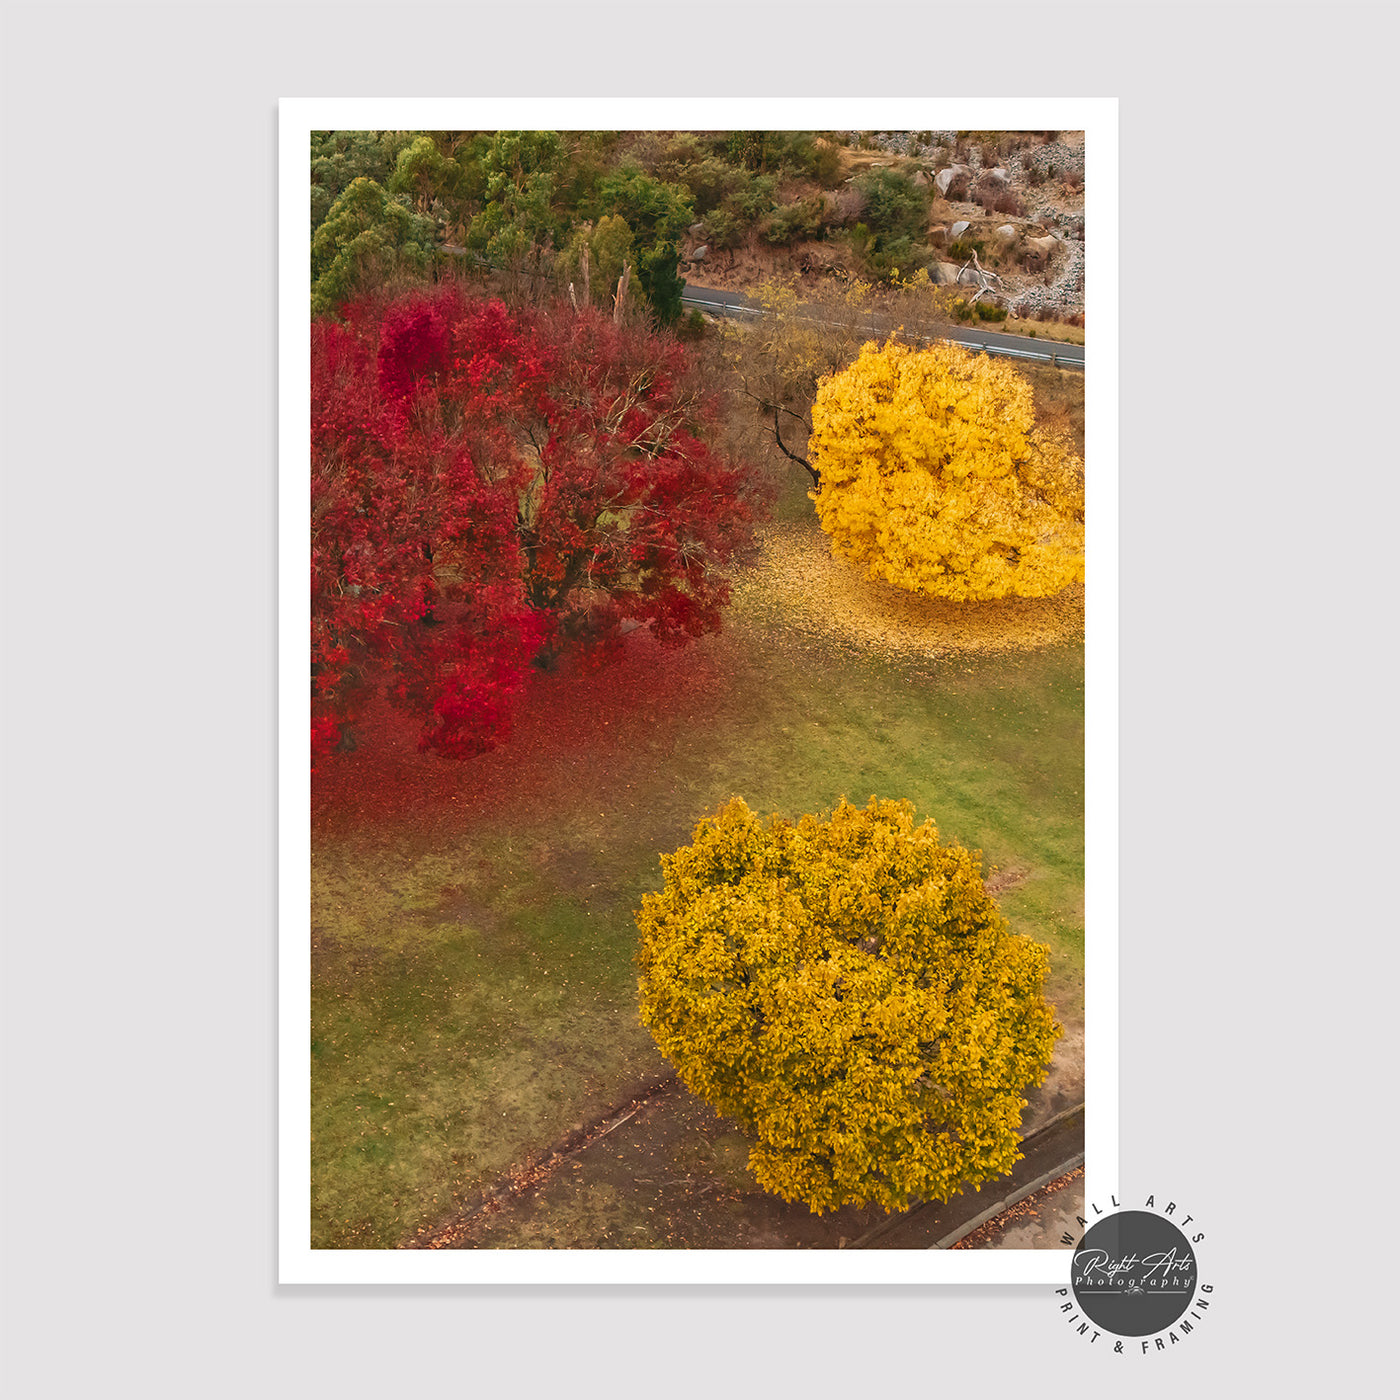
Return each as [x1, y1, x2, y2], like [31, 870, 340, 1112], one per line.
[310, 130, 421, 233]
[636, 796, 1061, 1213]
[466, 130, 564, 284]
[387, 133, 465, 213]
[808, 340, 1085, 601]
[309, 129, 980, 321]
[312, 285, 760, 760]
[597, 162, 694, 324]
[310, 176, 438, 316]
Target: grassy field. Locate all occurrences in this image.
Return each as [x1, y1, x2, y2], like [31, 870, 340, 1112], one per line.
[311, 557, 1084, 1247]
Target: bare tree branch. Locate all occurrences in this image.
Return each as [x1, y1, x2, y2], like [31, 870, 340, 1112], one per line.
[959, 248, 1006, 308]
[772, 406, 819, 487]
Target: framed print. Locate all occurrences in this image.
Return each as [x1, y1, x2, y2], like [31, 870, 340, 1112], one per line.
[280, 98, 1117, 1284]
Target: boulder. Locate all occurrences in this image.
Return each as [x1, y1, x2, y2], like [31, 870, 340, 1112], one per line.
[935, 164, 972, 197]
[689, 245, 708, 263]
[1022, 233, 1059, 269]
[950, 220, 971, 240]
[689, 222, 705, 239]
[927, 261, 985, 288]
[989, 167, 1008, 182]
[995, 224, 1017, 240]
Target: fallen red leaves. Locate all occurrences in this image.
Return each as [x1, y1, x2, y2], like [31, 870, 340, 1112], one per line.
[312, 626, 732, 838]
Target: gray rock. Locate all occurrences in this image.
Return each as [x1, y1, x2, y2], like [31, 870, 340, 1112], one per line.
[935, 164, 972, 197]
[1022, 233, 1059, 269]
[927, 260, 987, 287]
[950, 220, 971, 240]
[995, 224, 1017, 240]
[689, 245, 708, 263]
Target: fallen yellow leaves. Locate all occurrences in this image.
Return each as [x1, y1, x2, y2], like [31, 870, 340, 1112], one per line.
[730, 520, 1084, 663]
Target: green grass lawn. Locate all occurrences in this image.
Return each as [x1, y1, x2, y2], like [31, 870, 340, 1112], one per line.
[311, 618, 1083, 1248]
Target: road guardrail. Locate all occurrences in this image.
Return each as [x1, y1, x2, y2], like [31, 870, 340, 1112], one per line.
[680, 293, 1085, 370]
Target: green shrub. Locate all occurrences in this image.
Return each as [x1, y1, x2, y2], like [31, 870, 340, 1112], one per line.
[842, 169, 934, 280]
[675, 156, 748, 213]
[852, 167, 929, 243]
[722, 172, 778, 225]
[850, 234, 931, 283]
[701, 206, 744, 250]
[724, 131, 822, 175]
[658, 133, 708, 173]
[760, 196, 826, 245]
[807, 139, 844, 187]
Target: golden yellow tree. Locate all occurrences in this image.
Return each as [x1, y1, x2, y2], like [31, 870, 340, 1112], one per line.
[809, 340, 1085, 601]
[724, 273, 958, 489]
[636, 796, 1061, 1214]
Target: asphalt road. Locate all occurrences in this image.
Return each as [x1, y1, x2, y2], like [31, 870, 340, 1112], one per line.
[681, 281, 1086, 370]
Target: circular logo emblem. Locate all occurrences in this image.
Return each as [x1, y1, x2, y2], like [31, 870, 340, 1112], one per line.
[1071, 1210, 1199, 1337]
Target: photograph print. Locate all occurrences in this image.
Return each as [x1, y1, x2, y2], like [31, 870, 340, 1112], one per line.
[283, 101, 1113, 1282]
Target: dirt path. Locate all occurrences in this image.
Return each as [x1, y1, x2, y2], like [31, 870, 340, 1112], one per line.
[417, 1055, 1083, 1251]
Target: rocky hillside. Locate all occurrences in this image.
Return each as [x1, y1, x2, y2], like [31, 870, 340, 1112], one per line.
[852, 130, 1087, 320]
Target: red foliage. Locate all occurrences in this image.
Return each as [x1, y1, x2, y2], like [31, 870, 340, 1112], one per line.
[312, 286, 760, 761]
[311, 627, 735, 839]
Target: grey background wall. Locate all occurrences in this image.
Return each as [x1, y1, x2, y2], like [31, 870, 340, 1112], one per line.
[2, 3, 1391, 1395]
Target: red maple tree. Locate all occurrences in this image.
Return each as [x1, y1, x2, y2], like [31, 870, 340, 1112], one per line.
[312, 285, 759, 760]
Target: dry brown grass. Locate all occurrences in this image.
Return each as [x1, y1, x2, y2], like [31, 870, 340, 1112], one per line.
[833, 147, 908, 180]
[1004, 315, 1086, 347]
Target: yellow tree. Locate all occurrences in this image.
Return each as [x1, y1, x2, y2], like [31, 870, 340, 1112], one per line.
[809, 340, 1085, 601]
[636, 796, 1061, 1214]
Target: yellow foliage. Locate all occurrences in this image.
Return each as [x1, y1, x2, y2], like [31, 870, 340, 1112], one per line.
[809, 340, 1085, 602]
[635, 796, 1062, 1214]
